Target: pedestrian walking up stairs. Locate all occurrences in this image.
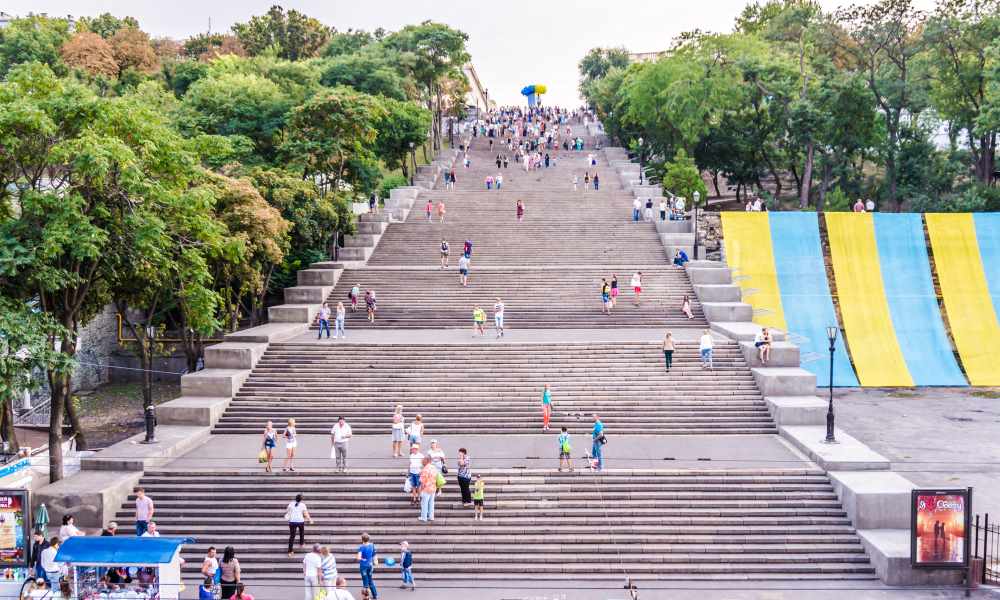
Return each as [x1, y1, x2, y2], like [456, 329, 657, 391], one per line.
[212, 341, 773, 435]
[122, 468, 877, 583]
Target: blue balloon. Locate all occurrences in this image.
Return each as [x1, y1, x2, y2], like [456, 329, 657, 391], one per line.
[521, 85, 535, 96]
[384, 557, 396, 566]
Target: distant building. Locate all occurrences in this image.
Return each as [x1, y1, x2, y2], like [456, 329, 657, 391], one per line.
[462, 63, 494, 115]
[629, 51, 667, 63]
[0, 11, 16, 28]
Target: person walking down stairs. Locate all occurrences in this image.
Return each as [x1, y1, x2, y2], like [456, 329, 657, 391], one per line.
[541, 384, 553, 431]
[700, 329, 714, 370]
[493, 298, 505, 337]
[591, 415, 606, 471]
[357, 533, 379, 599]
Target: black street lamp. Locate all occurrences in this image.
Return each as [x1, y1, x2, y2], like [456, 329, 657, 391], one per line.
[825, 325, 838, 443]
[692, 190, 701, 259]
[408, 141, 415, 186]
[638, 137, 645, 185]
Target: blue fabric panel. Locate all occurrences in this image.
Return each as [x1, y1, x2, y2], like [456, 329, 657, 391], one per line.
[770, 212, 859, 387]
[973, 213, 1000, 323]
[874, 213, 966, 386]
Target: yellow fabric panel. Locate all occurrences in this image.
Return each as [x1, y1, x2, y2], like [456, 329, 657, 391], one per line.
[826, 213, 913, 387]
[720, 212, 787, 331]
[926, 214, 1000, 385]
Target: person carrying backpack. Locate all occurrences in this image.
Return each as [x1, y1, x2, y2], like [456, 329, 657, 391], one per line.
[558, 427, 574, 472]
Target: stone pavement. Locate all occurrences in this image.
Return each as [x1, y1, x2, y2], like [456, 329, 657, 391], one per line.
[205, 578, 998, 600]
[835, 387, 1000, 516]
[164, 433, 808, 472]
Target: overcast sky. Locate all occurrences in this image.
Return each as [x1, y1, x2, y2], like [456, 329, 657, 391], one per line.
[7, 0, 935, 107]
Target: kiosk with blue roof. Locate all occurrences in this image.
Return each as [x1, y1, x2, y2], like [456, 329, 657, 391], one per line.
[54, 537, 193, 600]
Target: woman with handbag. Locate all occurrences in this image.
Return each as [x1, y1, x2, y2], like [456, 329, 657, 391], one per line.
[261, 421, 276, 473]
[457, 448, 472, 507]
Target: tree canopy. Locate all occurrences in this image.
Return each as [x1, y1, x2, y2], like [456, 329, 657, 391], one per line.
[581, 0, 1000, 211]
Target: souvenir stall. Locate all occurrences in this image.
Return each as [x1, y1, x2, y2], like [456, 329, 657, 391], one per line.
[0, 486, 31, 599]
[54, 537, 193, 600]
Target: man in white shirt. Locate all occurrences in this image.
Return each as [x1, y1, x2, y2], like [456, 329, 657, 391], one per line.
[674, 197, 686, 219]
[331, 417, 353, 473]
[408, 444, 424, 504]
[494, 298, 505, 338]
[699, 329, 714, 370]
[632, 198, 641, 222]
[39, 538, 62, 583]
[302, 543, 323, 600]
[140, 522, 160, 537]
[865, 198, 875, 212]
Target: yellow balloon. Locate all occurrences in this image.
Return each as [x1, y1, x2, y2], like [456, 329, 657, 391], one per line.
[535, 84, 547, 94]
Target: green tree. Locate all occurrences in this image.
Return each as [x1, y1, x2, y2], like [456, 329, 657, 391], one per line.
[0, 299, 74, 451]
[76, 13, 140, 39]
[0, 64, 207, 480]
[578, 46, 631, 98]
[924, 0, 1000, 184]
[322, 29, 376, 57]
[375, 97, 432, 180]
[384, 22, 470, 152]
[0, 15, 71, 76]
[180, 72, 291, 163]
[320, 52, 410, 100]
[280, 86, 385, 193]
[231, 5, 331, 60]
[835, 0, 929, 209]
[662, 148, 708, 201]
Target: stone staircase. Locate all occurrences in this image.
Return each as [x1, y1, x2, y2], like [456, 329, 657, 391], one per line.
[103, 120, 881, 589]
[318, 266, 706, 328]
[213, 341, 774, 435]
[120, 468, 877, 582]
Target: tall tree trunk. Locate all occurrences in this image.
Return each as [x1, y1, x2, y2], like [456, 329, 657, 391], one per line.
[711, 171, 721, 198]
[47, 330, 72, 482]
[64, 390, 86, 451]
[818, 159, 832, 208]
[1, 392, 19, 452]
[800, 141, 814, 209]
[789, 162, 801, 201]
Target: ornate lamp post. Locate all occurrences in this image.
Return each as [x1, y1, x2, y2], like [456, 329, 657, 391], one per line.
[638, 137, 645, 185]
[408, 141, 416, 186]
[824, 326, 838, 443]
[692, 190, 701, 259]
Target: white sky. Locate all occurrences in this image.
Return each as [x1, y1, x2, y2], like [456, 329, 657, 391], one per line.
[7, 0, 935, 107]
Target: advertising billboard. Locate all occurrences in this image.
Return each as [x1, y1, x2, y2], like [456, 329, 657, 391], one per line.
[0, 490, 29, 568]
[911, 488, 971, 568]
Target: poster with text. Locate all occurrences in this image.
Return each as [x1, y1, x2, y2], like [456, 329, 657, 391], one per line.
[911, 488, 970, 568]
[0, 491, 28, 567]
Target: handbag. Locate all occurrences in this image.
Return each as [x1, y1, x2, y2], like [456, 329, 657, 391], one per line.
[441, 464, 449, 475]
[403, 477, 413, 494]
[435, 472, 446, 488]
[257, 450, 267, 464]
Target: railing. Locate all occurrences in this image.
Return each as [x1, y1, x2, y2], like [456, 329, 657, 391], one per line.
[973, 513, 999, 584]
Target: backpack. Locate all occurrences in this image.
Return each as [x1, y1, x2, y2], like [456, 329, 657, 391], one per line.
[560, 437, 571, 454]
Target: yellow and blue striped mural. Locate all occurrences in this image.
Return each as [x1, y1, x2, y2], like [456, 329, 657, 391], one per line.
[721, 211, 999, 387]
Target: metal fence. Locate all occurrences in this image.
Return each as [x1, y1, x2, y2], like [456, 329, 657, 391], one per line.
[973, 513, 999, 584]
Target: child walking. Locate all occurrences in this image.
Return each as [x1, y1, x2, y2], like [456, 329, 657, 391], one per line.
[472, 474, 486, 520]
[399, 541, 414, 590]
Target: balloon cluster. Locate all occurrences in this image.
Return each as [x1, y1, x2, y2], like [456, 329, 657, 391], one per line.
[520, 84, 547, 96]
[521, 84, 547, 106]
